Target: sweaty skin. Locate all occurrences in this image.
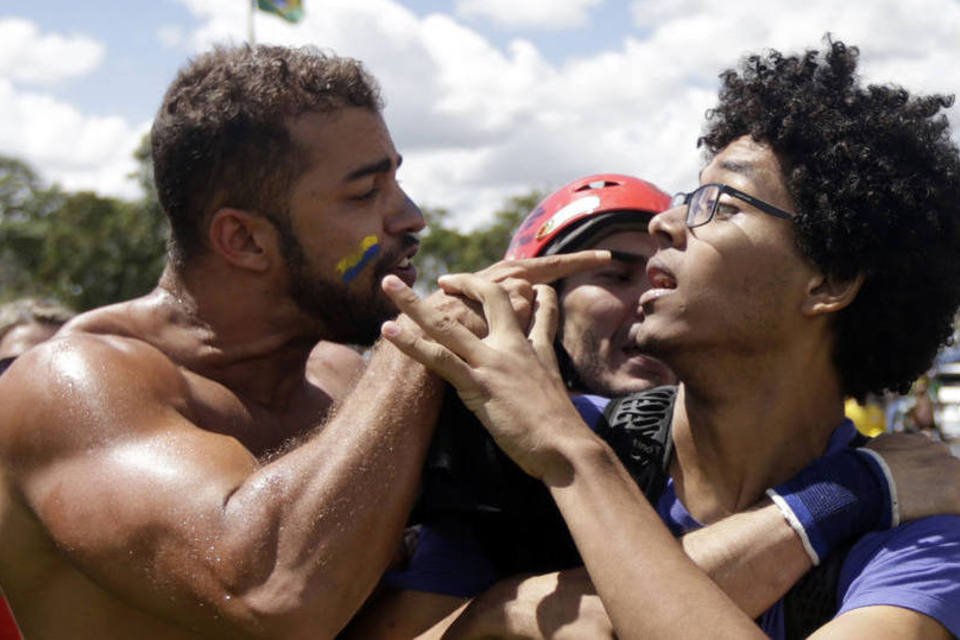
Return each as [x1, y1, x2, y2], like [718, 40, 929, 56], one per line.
[0, 98, 614, 640]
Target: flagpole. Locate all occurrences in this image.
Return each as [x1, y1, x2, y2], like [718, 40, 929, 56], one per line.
[248, 0, 256, 45]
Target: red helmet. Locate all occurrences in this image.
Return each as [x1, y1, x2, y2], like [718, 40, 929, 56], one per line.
[504, 174, 671, 259]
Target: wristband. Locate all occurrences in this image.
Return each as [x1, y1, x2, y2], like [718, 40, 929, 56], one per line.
[766, 448, 897, 565]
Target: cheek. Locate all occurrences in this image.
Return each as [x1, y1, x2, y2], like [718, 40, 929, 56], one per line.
[691, 247, 800, 332]
[334, 234, 382, 284]
[562, 290, 628, 344]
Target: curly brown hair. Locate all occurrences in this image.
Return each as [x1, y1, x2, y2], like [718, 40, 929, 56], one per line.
[699, 38, 960, 399]
[151, 44, 383, 265]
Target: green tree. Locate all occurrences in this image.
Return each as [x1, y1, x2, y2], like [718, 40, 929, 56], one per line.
[415, 191, 542, 291]
[34, 191, 168, 309]
[0, 152, 168, 309]
[0, 155, 62, 222]
[0, 156, 65, 298]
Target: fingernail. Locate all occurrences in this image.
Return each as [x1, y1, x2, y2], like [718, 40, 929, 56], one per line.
[382, 321, 400, 337]
[382, 275, 403, 291]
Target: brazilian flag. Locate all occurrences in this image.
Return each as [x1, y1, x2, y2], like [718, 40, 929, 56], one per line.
[257, 0, 304, 23]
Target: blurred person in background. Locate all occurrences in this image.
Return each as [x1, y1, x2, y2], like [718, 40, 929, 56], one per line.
[0, 297, 75, 373]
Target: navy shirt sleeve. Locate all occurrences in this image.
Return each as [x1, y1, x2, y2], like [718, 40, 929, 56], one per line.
[380, 518, 498, 597]
[836, 515, 960, 636]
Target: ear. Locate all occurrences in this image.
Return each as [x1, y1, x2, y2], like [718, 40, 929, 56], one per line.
[801, 271, 865, 317]
[207, 208, 276, 273]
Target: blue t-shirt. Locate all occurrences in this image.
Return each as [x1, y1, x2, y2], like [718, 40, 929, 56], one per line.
[385, 396, 960, 637]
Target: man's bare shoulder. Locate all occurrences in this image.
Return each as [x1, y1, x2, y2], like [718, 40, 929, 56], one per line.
[0, 315, 190, 459]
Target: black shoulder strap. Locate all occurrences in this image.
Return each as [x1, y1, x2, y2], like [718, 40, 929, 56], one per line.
[0, 356, 15, 376]
[412, 386, 678, 577]
[596, 385, 677, 499]
[782, 544, 850, 639]
[781, 430, 872, 639]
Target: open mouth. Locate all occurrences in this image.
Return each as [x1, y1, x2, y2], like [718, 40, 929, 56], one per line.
[640, 260, 677, 306]
[387, 246, 419, 287]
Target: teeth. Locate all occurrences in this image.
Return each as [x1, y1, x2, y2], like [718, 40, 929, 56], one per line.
[397, 257, 411, 268]
[651, 273, 674, 289]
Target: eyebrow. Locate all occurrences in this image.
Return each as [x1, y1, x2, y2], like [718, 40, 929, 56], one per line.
[698, 158, 757, 181]
[344, 154, 403, 182]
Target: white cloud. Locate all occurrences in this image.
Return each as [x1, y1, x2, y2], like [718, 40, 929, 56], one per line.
[406, 0, 960, 225]
[0, 19, 143, 197]
[0, 79, 146, 198]
[0, 17, 104, 85]
[7, 0, 960, 229]
[455, 0, 605, 29]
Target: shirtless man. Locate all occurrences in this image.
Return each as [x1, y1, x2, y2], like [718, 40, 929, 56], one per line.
[384, 40, 960, 638]
[0, 45, 605, 639]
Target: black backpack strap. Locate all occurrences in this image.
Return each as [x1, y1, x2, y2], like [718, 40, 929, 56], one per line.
[413, 386, 678, 577]
[413, 388, 583, 575]
[0, 357, 15, 376]
[782, 543, 850, 640]
[781, 429, 874, 639]
[595, 385, 677, 499]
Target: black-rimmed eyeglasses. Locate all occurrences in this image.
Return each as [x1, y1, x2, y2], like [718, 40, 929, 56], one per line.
[670, 183, 795, 229]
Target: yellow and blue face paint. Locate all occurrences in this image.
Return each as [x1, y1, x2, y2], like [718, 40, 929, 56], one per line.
[336, 235, 382, 284]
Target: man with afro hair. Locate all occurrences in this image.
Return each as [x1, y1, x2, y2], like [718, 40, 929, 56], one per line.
[379, 38, 960, 639]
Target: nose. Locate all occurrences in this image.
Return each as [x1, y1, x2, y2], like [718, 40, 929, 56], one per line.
[648, 204, 686, 250]
[385, 187, 426, 236]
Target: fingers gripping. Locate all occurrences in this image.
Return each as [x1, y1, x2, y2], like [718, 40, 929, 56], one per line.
[381, 275, 486, 356]
[529, 284, 561, 373]
[440, 275, 534, 331]
[436, 274, 528, 349]
[382, 317, 476, 390]
[380, 276, 479, 388]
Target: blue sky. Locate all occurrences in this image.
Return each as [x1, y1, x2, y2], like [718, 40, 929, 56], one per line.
[3, 0, 960, 227]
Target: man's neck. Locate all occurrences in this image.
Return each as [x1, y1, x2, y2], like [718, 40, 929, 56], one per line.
[667, 344, 846, 524]
[138, 266, 328, 408]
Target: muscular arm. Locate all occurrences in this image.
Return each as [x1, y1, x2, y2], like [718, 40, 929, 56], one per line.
[1, 334, 442, 639]
[0, 253, 611, 639]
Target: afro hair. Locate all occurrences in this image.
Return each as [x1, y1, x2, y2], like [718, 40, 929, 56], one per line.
[700, 38, 960, 399]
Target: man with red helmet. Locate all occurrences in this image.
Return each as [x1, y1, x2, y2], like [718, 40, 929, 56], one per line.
[504, 174, 677, 397]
